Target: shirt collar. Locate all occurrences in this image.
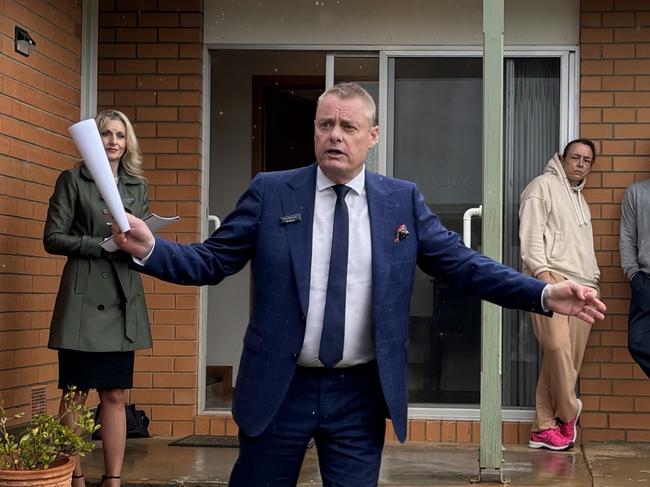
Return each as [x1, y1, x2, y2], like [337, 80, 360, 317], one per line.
[316, 165, 365, 195]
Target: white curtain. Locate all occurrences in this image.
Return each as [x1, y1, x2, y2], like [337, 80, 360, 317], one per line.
[502, 57, 560, 407]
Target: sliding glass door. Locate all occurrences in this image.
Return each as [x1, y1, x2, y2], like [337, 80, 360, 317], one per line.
[203, 49, 571, 413]
[331, 52, 566, 408]
[502, 57, 561, 407]
[390, 57, 484, 404]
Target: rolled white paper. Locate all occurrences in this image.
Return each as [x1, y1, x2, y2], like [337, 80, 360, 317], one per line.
[68, 119, 130, 232]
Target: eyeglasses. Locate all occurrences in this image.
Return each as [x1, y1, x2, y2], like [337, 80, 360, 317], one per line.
[567, 154, 593, 166]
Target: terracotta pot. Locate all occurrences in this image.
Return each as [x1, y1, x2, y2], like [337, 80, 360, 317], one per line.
[0, 456, 74, 487]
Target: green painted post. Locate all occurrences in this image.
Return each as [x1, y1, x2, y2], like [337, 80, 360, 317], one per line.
[479, 0, 505, 480]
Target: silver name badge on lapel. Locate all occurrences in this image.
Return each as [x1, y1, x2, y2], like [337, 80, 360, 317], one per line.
[280, 214, 301, 224]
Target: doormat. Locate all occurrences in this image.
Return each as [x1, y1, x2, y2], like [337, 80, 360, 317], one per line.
[169, 435, 240, 448]
[169, 435, 315, 448]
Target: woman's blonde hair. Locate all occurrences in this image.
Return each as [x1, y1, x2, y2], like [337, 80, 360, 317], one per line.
[95, 109, 144, 179]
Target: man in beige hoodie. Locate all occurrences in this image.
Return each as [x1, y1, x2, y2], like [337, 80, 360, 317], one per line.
[519, 138, 601, 451]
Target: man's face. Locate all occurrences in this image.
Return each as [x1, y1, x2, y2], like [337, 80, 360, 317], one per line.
[314, 94, 379, 184]
[561, 143, 594, 186]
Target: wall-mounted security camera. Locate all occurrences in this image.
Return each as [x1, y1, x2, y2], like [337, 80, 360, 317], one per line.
[14, 26, 36, 57]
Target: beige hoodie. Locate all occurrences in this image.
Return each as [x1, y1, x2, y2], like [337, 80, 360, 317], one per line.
[519, 153, 600, 290]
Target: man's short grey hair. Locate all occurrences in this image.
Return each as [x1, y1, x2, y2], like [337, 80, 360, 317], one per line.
[317, 82, 377, 127]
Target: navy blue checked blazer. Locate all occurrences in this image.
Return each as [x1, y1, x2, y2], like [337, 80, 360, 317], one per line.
[141, 163, 546, 442]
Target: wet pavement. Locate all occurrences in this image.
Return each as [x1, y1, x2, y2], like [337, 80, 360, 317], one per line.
[585, 443, 650, 487]
[79, 436, 650, 486]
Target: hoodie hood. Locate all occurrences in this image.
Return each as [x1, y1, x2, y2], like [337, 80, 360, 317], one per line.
[543, 153, 589, 226]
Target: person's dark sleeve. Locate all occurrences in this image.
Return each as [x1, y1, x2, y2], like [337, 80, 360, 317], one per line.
[43, 170, 103, 259]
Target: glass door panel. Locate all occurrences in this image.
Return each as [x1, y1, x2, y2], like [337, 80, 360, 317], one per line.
[330, 54, 380, 172]
[386, 55, 562, 408]
[502, 57, 560, 407]
[390, 57, 483, 405]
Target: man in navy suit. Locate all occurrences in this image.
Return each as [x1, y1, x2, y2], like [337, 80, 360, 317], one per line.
[114, 83, 605, 486]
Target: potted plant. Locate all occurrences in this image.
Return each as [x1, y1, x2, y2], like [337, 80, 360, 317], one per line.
[0, 387, 99, 486]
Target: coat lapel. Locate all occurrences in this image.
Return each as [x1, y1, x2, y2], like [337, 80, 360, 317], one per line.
[366, 171, 396, 311]
[281, 164, 317, 317]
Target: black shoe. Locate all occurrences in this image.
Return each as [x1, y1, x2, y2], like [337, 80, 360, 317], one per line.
[100, 474, 120, 486]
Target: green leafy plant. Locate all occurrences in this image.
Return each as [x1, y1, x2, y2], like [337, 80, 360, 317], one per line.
[0, 387, 99, 470]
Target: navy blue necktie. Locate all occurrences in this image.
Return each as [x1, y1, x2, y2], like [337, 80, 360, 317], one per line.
[319, 184, 352, 368]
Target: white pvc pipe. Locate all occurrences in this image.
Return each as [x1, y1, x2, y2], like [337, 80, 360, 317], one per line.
[462, 205, 482, 248]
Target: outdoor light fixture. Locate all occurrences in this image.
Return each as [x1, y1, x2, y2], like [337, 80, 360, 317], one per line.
[14, 26, 35, 57]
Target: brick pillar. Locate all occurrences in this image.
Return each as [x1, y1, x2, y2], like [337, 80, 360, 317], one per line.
[580, 0, 650, 442]
[97, 0, 203, 436]
[0, 1, 82, 417]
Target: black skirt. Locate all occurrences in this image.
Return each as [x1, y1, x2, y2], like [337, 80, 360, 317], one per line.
[58, 349, 135, 391]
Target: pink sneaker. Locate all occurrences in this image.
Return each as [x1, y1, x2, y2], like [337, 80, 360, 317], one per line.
[558, 398, 583, 443]
[528, 428, 573, 451]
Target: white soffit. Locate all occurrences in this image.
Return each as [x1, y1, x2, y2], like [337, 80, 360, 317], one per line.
[204, 0, 578, 47]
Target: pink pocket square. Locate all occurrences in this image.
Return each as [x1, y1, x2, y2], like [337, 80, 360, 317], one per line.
[394, 224, 409, 243]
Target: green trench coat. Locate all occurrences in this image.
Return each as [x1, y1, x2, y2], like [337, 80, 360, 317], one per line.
[44, 165, 152, 352]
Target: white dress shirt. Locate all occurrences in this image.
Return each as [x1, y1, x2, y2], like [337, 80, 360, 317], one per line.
[297, 166, 374, 367]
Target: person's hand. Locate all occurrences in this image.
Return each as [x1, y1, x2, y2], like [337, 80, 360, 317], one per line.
[111, 213, 155, 260]
[546, 280, 606, 324]
[536, 271, 554, 284]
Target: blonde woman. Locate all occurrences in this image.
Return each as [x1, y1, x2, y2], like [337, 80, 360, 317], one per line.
[44, 110, 151, 487]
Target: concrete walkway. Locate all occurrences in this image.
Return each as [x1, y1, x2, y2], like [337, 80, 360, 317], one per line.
[79, 437, 650, 486]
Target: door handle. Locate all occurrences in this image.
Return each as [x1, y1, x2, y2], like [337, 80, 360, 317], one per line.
[462, 205, 482, 248]
[208, 214, 221, 234]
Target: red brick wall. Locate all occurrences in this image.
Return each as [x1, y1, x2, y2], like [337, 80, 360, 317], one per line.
[0, 0, 81, 417]
[96, 0, 204, 437]
[580, 0, 650, 442]
[389, 419, 532, 445]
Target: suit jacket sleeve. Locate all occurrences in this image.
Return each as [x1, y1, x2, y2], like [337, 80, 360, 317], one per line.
[620, 186, 639, 282]
[140, 173, 264, 285]
[412, 185, 546, 314]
